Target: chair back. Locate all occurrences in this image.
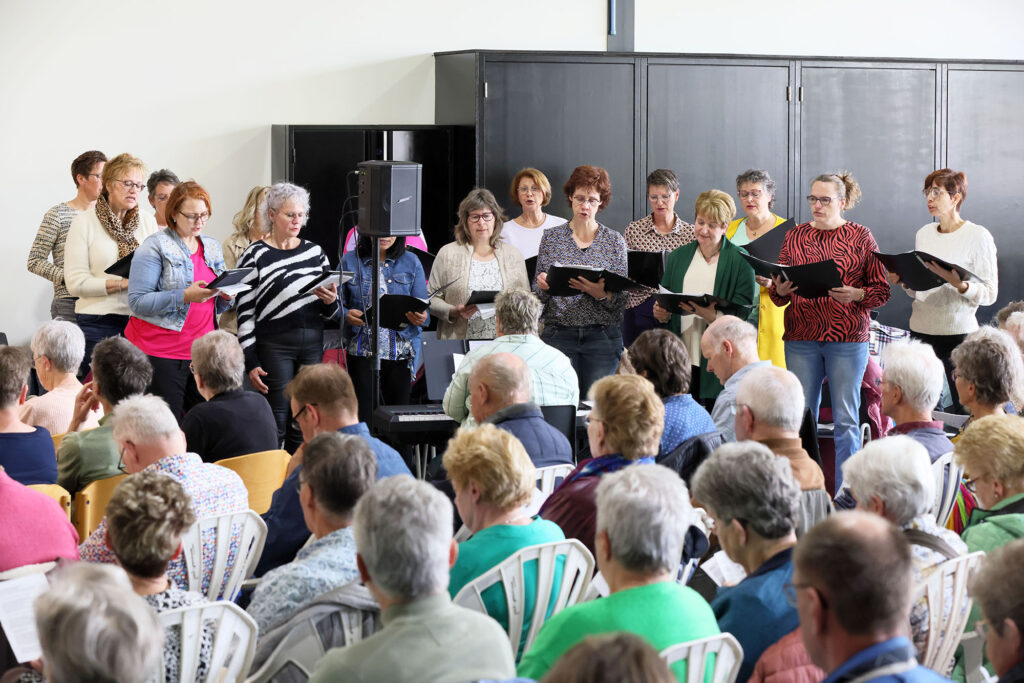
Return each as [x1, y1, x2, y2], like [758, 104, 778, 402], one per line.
[217, 450, 291, 515]
[51, 432, 66, 452]
[536, 463, 574, 497]
[157, 601, 257, 683]
[182, 510, 267, 602]
[660, 632, 744, 683]
[656, 431, 725, 484]
[72, 473, 127, 540]
[28, 484, 72, 520]
[960, 631, 997, 683]
[916, 550, 985, 675]
[539, 404, 577, 459]
[932, 451, 963, 527]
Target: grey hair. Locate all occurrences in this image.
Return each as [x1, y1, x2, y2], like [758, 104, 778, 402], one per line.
[735, 366, 805, 433]
[111, 394, 181, 445]
[1002, 311, 1024, 353]
[646, 169, 680, 193]
[146, 169, 179, 198]
[952, 325, 1024, 407]
[471, 352, 532, 407]
[841, 436, 936, 525]
[596, 464, 692, 575]
[704, 315, 758, 358]
[353, 476, 453, 601]
[303, 432, 378, 520]
[691, 441, 801, 539]
[495, 288, 542, 335]
[879, 340, 944, 413]
[31, 320, 86, 374]
[812, 171, 862, 210]
[266, 182, 310, 225]
[35, 563, 163, 683]
[190, 331, 244, 394]
[735, 169, 777, 209]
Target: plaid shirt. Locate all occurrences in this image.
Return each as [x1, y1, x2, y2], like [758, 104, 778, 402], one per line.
[623, 213, 696, 308]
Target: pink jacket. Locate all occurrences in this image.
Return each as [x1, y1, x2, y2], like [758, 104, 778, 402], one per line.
[749, 628, 826, 683]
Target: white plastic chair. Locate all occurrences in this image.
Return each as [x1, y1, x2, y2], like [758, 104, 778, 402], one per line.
[660, 632, 744, 683]
[453, 539, 594, 655]
[932, 451, 963, 526]
[182, 510, 267, 602]
[536, 463, 575, 496]
[960, 631, 997, 683]
[157, 601, 257, 683]
[916, 551, 985, 675]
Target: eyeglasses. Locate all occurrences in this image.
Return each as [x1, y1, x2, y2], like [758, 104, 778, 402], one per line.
[584, 414, 603, 427]
[806, 195, 834, 206]
[178, 212, 210, 225]
[648, 193, 674, 202]
[294, 477, 307, 494]
[468, 212, 495, 223]
[116, 443, 130, 473]
[292, 403, 317, 421]
[874, 377, 892, 388]
[115, 179, 146, 192]
[963, 472, 989, 493]
[276, 210, 307, 221]
[572, 196, 601, 207]
[518, 185, 541, 195]
[922, 187, 948, 199]
[739, 190, 763, 199]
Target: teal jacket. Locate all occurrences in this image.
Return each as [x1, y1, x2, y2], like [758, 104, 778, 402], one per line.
[661, 239, 756, 400]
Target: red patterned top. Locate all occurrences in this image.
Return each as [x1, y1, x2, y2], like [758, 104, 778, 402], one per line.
[768, 221, 889, 343]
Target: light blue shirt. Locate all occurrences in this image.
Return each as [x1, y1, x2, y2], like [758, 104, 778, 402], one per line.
[711, 360, 771, 442]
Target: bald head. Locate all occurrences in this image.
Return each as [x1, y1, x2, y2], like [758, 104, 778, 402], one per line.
[469, 353, 532, 423]
[701, 316, 760, 384]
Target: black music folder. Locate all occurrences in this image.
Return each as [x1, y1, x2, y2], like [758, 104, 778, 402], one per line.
[298, 270, 354, 294]
[743, 218, 796, 262]
[525, 256, 538, 284]
[627, 250, 669, 288]
[872, 250, 983, 292]
[206, 268, 253, 289]
[365, 294, 430, 330]
[654, 292, 751, 315]
[465, 290, 499, 305]
[103, 251, 135, 278]
[545, 263, 643, 297]
[740, 253, 844, 299]
[407, 246, 435, 279]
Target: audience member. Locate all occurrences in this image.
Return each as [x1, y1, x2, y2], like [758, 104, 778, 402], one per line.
[519, 465, 719, 680]
[79, 394, 248, 595]
[146, 169, 179, 228]
[539, 632, 676, 683]
[257, 363, 409, 576]
[540, 374, 663, 556]
[878, 340, 953, 460]
[0, 464, 78, 572]
[1002, 311, 1024, 356]
[792, 511, 946, 683]
[841, 436, 967, 659]
[968, 540, 1024, 683]
[0, 346, 56, 484]
[445, 425, 565, 658]
[20, 320, 101, 435]
[181, 330, 278, 462]
[444, 288, 578, 426]
[56, 336, 152, 495]
[750, 628, 826, 683]
[309, 477, 516, 682]
[702, 315, 770, 441]
[248, 432, 374, 633]
[691, 442, 802, 681]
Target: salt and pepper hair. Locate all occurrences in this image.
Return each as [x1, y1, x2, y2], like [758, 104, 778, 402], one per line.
[190, 330, 245, 394]
[735, 168, 777, 209]
[691, 441, 801, 539]
[646, 169, 680, 193]
[111, 394, 181, 445]
[31, 320, 86, 374]
[969, 539, 1024, 641]
[879, 340, 945, 413]
[0, 346, 31, 408]
[735, 366, 805, 433]
[841, 436, 936, 525]
[471, 352, 532, 408]
[353, 476, 454, 601]
[34, 563, 163, 683]
[146, 169, 179, 198]
[494, 288, 542, 335]
[266, 182, 310, 225]
[951, 326, 1024, 408]
[302, 432, 378, 520]
[90, 336, 153, 405]
[596, 464, 693, 575]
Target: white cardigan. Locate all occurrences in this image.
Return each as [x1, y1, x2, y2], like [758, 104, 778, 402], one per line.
[64, 207, 158, 316]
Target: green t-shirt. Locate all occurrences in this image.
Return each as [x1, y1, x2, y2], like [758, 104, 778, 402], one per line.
[517, 580, 720, 682]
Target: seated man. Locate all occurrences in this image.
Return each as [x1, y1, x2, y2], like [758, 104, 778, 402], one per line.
[0, 346, 56, 484]
[79, 394, 248, 595]
[691, 442, 802, 682]
[247, 432, 374, 633]
[794, 512, 947, 683]
[256, 363, 410, 576]
[182, 330, 278, 462]
[0, 465, 78, 572]
[309, 477, 516, 683]
[878, 340, 954, 460]
[20, 320, 102, 435]
[57, 336, 153, 496]
[701, 316, 771, 442]
[444, 288, 578, 426]
[734, 365, 831, 534]
[518, 465, 720, 680]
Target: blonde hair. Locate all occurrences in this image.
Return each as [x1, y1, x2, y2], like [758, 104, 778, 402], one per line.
[442, 424, 535, 510]
[101, 153, 147, 195]
[955, 415, 1024, 491]
[509, 168, 553, 207]
[694, 189, 736, 227]
[589, 374, 664, 460]
[813, 171, 862, 210]
[231, 185, 270, 239]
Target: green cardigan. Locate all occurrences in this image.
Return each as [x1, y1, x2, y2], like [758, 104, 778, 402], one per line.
[661, 238, 756, 400]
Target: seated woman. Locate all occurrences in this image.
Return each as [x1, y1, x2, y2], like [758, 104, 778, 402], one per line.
[624, 328, 716, 457]
[0, 346, 56, 485]
[20, 320, 101, 435]
[445, 424, 565, 659]
[540, 374, 662, 557]
[968, 540, 1024, 683]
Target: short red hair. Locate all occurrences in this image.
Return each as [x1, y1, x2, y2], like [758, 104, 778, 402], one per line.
[563, 165, 612, 213]
[924, 168, 967, 210]
[166, 180, 212, 228]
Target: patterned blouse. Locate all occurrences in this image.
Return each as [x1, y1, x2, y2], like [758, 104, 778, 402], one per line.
[27, 203, 80, 298]
[466, 258, 502, 339]
[145, 583, 213, 683]
[623, 213, 695, 308]
[533, 223, 628, 328]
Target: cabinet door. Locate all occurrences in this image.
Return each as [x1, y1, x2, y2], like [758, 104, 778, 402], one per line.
[798, 64, 939, 326]
[646, 61, 791, 222]
[947, 67, 1024, 323]
[482, 59, 638, 231]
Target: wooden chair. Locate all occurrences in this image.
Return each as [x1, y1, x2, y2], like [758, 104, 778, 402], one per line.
[73, 473, 127, 540]
[157, 601, 257, 683]
[28, 484, 72, 520]
[182, 510, 267, 602]
[51, 432, 66, 452]
[917, 551, 986, 675]
[217, 449, 291, 515]
[660, 632, 744, 683]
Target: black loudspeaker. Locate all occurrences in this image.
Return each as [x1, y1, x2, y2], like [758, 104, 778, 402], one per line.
[357, 160, 423, 237]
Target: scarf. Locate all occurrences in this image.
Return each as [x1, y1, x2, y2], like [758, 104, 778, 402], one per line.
[563, 453, 655, 486]
[95, 193, 141, 259]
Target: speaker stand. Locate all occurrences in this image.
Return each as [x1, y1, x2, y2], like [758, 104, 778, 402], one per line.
[369, 237, 382, 422]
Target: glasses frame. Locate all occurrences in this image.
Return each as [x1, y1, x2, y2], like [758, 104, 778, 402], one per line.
[467, 212, 495, 223]
[572, 196, 601, 208]
[178, 211, 211, 225]
[806, 195, 834, 206]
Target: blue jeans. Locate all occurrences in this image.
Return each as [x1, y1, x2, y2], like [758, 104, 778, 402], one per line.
[76, 313, 129, 380]
[255, 327, 324, 452]
[541, 324, 623, 396]
[785, 340, 869, 491]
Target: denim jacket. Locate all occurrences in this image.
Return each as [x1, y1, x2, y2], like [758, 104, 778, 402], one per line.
[341, 249, 428, 345]
[128, 228, 230, 331]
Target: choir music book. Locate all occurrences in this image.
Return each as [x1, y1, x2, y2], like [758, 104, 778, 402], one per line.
[465, 290, 499, 305]
[627, 250, 670, 289]
[871, 250, 983, 292]
[407, 246, 435, 279]
[544, 263, 644, 297]
[103, 251, 135, 278]
[206, 268, 255, 296]
[363, 279, 457, 330]
[739, 253, 844, 299]
[525, 256, 538, 283]
[298, 270, 355, 294]
[654, 292, 751, 315]
[742, 218, 796, 262]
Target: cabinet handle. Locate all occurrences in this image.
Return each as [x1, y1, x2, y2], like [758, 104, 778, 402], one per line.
[786, 86, 791, 101]
[484, 82, 488, 98]
[799, 86, 804, 101]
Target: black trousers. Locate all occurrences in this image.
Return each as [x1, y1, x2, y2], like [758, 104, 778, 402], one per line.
[146, 355, 203, 423]
[255, 328, 324, 452]
[346, 354, 412, 426]
[911, 330, 968, 414]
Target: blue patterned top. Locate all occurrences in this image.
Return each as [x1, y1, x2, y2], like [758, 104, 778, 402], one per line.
[660, 393, 717, 456]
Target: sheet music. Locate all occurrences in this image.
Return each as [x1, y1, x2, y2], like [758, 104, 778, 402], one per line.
[701, 550, 747, 587]
[0, 572, 49, 662]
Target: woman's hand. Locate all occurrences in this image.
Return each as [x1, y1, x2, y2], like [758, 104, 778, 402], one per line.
[653, 301, 672, 323]
[69, 381, 101, 432]
[406, 310, 428, 326]
[105, 278, 128, 294]
[536, 272, 550, 291]
[829, 286, 864, 304]
[346, 309, 366, 327]
[249, 367, 269, 394]
[313, 282, 338, 305]
[886, 271, 901, 286]
[184, 281, 217, 304]
[691, 300, 718, 323]
[569, 276, 607, 300]
[924, 260, 966, 292]
[772, 274, 798, 297]
[449, 304, 479, 322]
[755, 275, 772, 289]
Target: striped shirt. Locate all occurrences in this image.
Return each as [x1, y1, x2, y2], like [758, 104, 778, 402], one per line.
[27, 202, 80, 298]
[235, 240, 341, 370]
